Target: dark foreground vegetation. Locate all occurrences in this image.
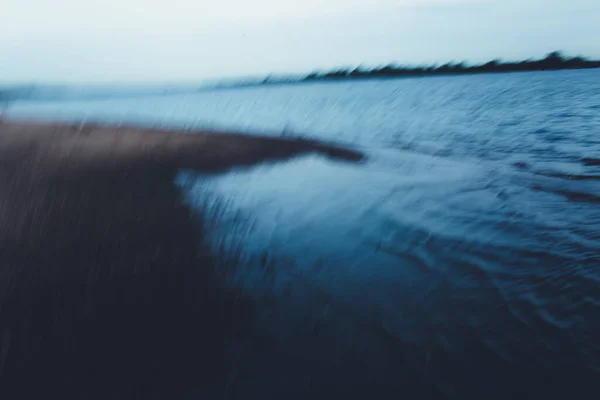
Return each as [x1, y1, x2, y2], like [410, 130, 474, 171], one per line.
[0, 121, 362, 399]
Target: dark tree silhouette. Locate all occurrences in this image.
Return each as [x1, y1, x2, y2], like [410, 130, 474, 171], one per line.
[233, 51, 600, 89]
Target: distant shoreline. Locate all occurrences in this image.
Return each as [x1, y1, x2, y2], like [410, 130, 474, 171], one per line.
[2, 51, 599, 101]
[211, 51, 600, 91]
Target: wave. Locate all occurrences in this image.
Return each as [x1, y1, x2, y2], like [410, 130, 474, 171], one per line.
[530, 184, 600, 204]
[582, 157, 600, 167]
[533, 170, 600, 181]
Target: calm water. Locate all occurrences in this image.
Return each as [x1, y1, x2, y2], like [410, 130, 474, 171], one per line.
[8, 70, 600, 398]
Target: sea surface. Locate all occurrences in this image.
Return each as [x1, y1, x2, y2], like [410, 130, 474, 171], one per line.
[6, 70, 600, 398]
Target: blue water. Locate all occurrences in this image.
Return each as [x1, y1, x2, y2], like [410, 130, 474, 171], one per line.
[7, 70, 600, 398]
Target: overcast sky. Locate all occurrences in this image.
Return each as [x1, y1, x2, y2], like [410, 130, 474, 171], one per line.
[1, 0, 599, 84]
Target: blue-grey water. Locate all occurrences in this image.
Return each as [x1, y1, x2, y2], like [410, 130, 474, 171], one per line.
[6, 70, 600, 398]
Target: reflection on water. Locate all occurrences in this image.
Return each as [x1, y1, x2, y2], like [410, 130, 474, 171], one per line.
[10, 69, 600, 398]
[177, 148, 599, 398]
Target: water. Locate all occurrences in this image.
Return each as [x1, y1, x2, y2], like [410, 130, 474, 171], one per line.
[7, 70, 600, 398]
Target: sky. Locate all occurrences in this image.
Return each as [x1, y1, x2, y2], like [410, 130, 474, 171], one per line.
[1, 0, 600, 84]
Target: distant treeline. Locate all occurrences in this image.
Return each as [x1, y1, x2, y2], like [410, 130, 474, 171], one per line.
[260, 51, 600, 85]
[3, 52, 599, 100]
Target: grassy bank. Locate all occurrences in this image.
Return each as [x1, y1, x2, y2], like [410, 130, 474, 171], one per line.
[0, 121, 362, 398]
